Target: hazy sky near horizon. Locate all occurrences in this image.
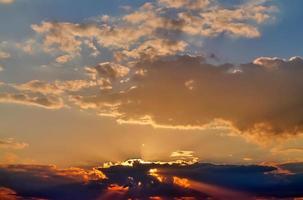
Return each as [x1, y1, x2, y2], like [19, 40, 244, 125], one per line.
[1, 0, 303, 168]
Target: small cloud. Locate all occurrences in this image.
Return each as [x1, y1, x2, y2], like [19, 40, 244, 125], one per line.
[55, 54, 73, 64]
[0, 92, 64, 109]
[0, 0, 14, 4]
[243, 157, 253, 162]
[184, 80, 195, 90]
[170, 150, 194, 158]
[0, 51, 10, 59]
[15, 39, 36, 54]
[0, 138, 28, 150]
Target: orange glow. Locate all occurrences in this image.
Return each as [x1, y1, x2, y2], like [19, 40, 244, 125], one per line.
[57, 167, 107, 182]
[0, 187, 19, 200]
[149, 197, 163, 200]
[149, 168, 165, 182]
[102, 158, 197, 169]
[149, 169, 250, 199]
[107, 184, 129, 193]
[173, 176, 190, 188]
[184, 179, 251, 199]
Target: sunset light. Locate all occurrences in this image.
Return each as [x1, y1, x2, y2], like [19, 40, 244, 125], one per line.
[1, 0, 303, 199]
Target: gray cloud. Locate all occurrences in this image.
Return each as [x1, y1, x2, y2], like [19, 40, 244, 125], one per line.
[0, 93, 64, 109]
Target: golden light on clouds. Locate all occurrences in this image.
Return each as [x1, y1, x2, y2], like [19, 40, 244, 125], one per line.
[1, 0, 303, 198]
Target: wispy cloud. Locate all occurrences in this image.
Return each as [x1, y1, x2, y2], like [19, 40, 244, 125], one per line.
[0, 138, 28, 150]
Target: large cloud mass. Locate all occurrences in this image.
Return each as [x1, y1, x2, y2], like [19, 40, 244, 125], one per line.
[70, 56, 303, 141]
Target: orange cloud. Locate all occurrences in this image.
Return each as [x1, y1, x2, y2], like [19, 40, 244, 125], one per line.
[69, 55, 303, 143]
[173, 176, 191, 188]
[1, 164, 106, 183]
[55, 54, 73, 63]
[0, 187, 20, 200]
[0, 138, 28, 150]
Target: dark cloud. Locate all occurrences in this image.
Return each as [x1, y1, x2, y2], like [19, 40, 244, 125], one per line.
[0, 164, 106, 200]
[71, 55, 303, 143]
[1, 160, 303, 199]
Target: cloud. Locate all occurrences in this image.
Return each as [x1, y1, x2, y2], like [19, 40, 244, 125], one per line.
[158, 0, 210, 9]
[122, 39, 188, 60]
[2, 0, 287, 143]
[70, 55, 303, 143]
[31, 21, 145, 59]
[170, 151, 195, 158]
[13, 79, 96, 95]
[0, 51, 10, 59]
[1, 160, 303, 199]
[55, 54, 73, 64]
[85, 62, 129, 80]
[0, 187, 20, 200]
[15, 39, 36, 55]
[0, 93, 64, 109]
[0, 138, 28, 150]
[31, 0, 276, 62]
[0, 164, 106, 199]
[0, 0, 14, 4]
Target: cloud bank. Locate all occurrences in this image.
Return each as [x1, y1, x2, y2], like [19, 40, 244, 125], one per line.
[1, 160, 303, 199]
[70, 55, 303, 142]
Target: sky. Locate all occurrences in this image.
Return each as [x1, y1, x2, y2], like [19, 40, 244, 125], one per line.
[1, 0, 303, 199]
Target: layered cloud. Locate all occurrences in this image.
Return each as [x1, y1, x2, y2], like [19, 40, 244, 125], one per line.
[0, 79, 103, 109]
[0, 93, 64, 109]
[0, 160, 303, 199]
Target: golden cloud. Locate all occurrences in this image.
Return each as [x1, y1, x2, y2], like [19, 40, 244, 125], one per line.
[0, 93, 64, 109]
[31, 0, 276, 62]
[69, 55, 303, 143]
